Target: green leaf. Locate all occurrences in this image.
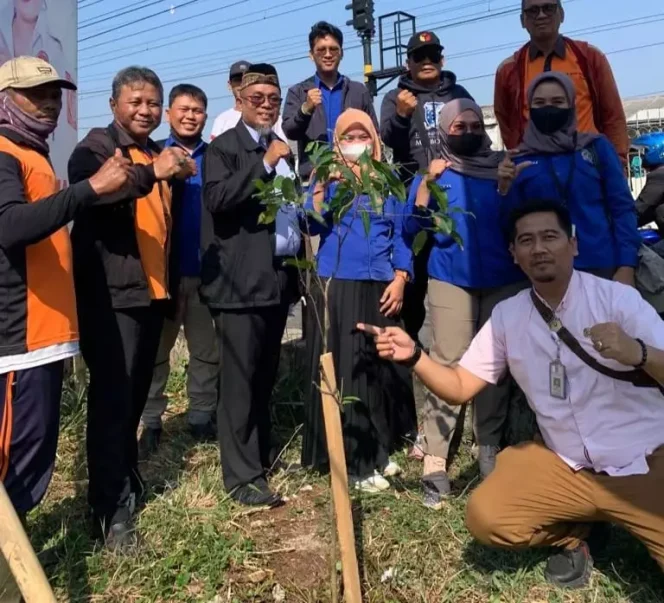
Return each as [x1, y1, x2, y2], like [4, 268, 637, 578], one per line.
[361, 209, 370, 236]
[428, 182, 449, 212]
[284, 258, 315, 271]
[305, 208, 327, 226]
[412, 230, 429, 256]
[280, 176, 296, 201]
[342, 396, 361, 405]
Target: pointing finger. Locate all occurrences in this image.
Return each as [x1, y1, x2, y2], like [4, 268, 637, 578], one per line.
[356, 323, 384, 336]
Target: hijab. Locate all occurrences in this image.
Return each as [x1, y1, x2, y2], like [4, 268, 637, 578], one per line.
[519, 71, 599, 155]
[0, 91, 55, 154]
[438, 99, 503, 180]
[333, 108, 382, 179]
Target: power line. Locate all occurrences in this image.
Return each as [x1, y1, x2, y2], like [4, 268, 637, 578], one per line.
[79, 0, 165, 29]
[78, 0, 331, 68]
[79, 0, 154, 26]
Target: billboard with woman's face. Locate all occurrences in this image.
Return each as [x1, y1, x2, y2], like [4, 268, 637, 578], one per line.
[0, 0, 77, 186]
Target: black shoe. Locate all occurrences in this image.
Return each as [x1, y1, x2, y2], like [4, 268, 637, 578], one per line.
[189, 420, 216, 442]
[544, 542, 593, 589]
[230, 479, 283, 508]
[478, 445, 500, 479]
[138, 426, 162, 461]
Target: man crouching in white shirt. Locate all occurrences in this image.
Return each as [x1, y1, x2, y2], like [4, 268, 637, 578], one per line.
[359, 199, 664, 589]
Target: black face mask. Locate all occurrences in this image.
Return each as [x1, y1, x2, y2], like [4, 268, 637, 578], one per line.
[530, 106, 572, 135]
[447, 133, 484, 156]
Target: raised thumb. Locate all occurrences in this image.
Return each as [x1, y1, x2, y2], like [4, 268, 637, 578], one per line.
[114, 148, 123, 158]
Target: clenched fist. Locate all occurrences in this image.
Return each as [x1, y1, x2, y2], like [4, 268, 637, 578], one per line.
[303, 88, 323, 114]
[585, 322, 645, 367]
[88, 148, 132, 196]
[153, 147, 191, 180]
[396, 89, 418, 118]
[264, 140, 291, 169]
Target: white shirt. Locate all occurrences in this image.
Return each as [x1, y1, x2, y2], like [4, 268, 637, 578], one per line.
[241, 122, 301, 257]
[459, 270, 664, 477]
[210, 108, 287, 142]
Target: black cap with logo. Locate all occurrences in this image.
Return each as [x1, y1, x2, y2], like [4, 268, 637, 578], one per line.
[229, 60, 251, 80]
[406, 31, 443, 56]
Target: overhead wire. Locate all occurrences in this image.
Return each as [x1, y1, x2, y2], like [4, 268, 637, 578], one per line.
[79, 0, 166, 29]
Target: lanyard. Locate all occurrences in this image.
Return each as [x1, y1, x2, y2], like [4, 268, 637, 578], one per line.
[546, 157, 576, 204]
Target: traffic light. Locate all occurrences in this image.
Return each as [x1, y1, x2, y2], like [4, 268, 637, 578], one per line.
[345, 0, 374, 35]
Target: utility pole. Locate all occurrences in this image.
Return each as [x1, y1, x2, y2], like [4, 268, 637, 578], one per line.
[345, 0, 376, 96]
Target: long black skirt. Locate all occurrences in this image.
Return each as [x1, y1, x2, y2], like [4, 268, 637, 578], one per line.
[301, 278, 417, 479]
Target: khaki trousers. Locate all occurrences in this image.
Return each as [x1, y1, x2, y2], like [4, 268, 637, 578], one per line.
[466, 442, 664, 570]
[423, 279, 528, 459]
[142, 277, 219, 429]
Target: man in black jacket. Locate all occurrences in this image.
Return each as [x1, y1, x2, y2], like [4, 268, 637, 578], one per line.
[68, 66, 195, 549]
[202, 63, 300, 507]
[282, 21, 377, 182]
[381, 31, 474, 343]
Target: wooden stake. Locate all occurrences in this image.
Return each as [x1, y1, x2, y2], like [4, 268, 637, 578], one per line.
[320, 352, 362, 603]
[0, 483, 56, 603]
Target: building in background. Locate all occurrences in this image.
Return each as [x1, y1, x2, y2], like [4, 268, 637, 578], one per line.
[0, 0, 77, 186]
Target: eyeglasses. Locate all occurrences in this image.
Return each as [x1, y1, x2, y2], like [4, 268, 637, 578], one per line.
[243, 94, 282, 108]
[313, 47, 341, 58]
[523, 3, 559, 18]
[410, 48, 442, 64]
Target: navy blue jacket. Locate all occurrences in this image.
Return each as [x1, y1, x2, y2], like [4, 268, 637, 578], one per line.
[405, 171, 525, 289]
[512, 136, 640, 270]
[305, 182, 412, 281]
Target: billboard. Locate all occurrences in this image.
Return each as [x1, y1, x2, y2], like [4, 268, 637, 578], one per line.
[0, 0, 77, 187]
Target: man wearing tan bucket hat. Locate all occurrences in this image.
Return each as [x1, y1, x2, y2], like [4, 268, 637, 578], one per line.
[0, 55, 133, 599]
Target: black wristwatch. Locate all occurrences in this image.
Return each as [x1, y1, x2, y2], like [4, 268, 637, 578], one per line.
[400, 344, 423, 369]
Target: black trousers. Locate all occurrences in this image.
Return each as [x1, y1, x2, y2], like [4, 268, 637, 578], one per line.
[79, 301, 165, 523]
[212, 297, 290, 492]
[0, 361, 63, 513]
[401, 236, 433, 342]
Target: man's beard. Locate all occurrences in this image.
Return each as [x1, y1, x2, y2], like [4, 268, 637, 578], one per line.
[255, 124, 273, 137]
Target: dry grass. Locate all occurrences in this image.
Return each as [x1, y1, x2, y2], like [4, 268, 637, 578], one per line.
[26, 355, 664, 603]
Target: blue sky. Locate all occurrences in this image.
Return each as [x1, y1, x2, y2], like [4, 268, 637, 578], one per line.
[77, 0, 664, 140]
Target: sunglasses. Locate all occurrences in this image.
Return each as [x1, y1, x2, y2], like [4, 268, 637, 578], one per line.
[523, 3, 559, 18]
[313, 47, 341, 58]
[243, 94, 282, 108]
[410, 48, 442, 64]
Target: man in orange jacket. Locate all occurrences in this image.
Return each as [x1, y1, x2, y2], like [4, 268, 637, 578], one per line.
[494, 0, 628, 164]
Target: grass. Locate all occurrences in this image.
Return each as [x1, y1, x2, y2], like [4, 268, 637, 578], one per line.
[26, 348, 664, 603]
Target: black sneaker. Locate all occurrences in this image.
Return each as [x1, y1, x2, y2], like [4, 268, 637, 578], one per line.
[138, 426, 162, 461]
[230, 479, 283, 508]
[189, 420, 216, 442]
[544, 542, 593, 589]
[421, 472, 451, 510]
[478, 445, 500, 480]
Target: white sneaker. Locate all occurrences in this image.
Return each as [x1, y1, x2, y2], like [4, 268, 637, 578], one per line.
[351, 472, 391, 493]
[382, 460, 402, 477]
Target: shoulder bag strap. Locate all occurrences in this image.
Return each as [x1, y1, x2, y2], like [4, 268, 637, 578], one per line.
[529, 289, 664, 393]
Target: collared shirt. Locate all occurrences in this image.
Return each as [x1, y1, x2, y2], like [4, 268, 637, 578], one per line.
[165, 134, 207, 277]
[459, 270, 664, 477]
[210, 108, 287, 141]
[525, 35, 596, 135]
[242, 122, 301, 257]
[315, 73, 344, 144]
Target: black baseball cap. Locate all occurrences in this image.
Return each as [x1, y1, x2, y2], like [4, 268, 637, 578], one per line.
[229, 60, 251, 80]
[406, 31, 443, 56]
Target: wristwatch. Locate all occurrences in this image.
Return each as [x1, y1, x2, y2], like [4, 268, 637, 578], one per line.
[400, 343, 423, 369]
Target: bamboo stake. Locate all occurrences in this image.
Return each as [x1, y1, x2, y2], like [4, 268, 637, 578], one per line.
[0, 483, 56, 603]
[320, 352, 362, 603]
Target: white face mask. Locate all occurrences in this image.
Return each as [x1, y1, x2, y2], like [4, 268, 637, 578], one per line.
[340, 143, 373, 162]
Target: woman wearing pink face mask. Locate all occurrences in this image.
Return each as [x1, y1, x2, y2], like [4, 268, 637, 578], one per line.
[301, 108, 417, 493]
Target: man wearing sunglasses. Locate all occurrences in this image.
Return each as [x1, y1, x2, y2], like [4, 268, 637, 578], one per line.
[283, 21, 377, 183]
[202, 64, 301, 507]
[380, 30, 473, 343]
[495, 0, 628, 164]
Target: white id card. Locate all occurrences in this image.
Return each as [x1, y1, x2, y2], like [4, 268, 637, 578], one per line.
[549, 361, 567, 399]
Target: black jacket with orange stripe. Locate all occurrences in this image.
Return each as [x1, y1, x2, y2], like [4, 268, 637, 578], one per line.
[0, 127, 98, 358]
[68, 123, 182, 312]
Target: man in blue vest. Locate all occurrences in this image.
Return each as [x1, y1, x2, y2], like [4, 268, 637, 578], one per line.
[139, 83, 219, 458]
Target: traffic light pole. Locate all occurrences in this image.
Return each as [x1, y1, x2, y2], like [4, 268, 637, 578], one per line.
[361, 32, 377, 97]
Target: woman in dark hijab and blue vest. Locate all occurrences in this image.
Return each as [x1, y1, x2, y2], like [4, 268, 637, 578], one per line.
[404, 99, 527, 508]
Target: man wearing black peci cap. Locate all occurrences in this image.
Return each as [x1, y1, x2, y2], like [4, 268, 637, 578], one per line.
[380, 31, 474, 345]
[210, 60, 287, 141]
[202, 63, 301, 507]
